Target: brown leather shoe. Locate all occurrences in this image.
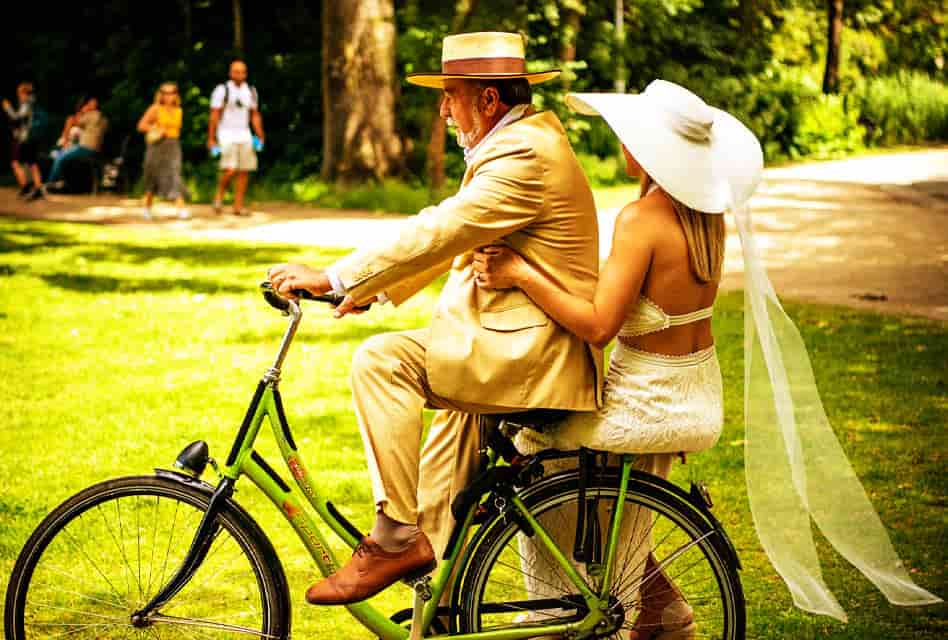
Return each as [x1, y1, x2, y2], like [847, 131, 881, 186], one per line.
[305, 534, 436, 605]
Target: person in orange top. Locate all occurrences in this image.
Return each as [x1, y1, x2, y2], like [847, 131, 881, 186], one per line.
[137, 82, 189, 219]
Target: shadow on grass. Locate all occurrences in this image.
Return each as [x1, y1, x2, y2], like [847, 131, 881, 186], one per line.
[0, 228, 78, 255]
[0, 220, 347, 269]
[39, 272, 247, 295]
[74, 242, 305, 268]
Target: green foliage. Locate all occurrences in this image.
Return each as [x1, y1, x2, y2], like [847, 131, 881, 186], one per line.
[3, 0, 947, 203]
[288, 177, 434, 214]
[576, 152, 626, 187]
[794, 94, 866, 159]
[854, 72, 948, 146]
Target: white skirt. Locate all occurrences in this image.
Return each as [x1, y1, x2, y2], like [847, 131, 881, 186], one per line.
[517, 342, 724, 455]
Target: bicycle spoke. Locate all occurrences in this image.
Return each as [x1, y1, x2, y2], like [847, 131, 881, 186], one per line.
[157, 499, 188, 593]
[181, 531, 245, 597]
[137, 495, 145, 603]
[533, 508, 586, 593]
[611, 513, 670, 599]
[482, 572, 580, 618]
[59, 524, 128, 608]
[27, 600, 129, 622]
[34, 621, 130, 640]
[609, 505, 655, 596]
[492, 556, 574, 602]
[151, 614, 281, 638]
[615, 533, 714, 612]
[146, 494, 161, 597]
[106, 498, 143, 603]
[30, 578, 127, 611]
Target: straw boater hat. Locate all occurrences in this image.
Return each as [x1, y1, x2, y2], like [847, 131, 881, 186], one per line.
[566, 80, 763, 214]
[407, 32, 560, 89]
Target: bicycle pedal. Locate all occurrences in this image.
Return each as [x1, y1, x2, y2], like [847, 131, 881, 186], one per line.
[408, 575, 432, 601]
[401, 562, 436, 588]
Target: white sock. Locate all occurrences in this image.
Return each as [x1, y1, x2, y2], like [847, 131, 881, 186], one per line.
[177, 208, 190, 219]
[143, 207, 152, 219]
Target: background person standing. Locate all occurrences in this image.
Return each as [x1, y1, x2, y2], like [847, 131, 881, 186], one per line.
[137, 82, 190, 220]
[207, 59, 264, 216]
[2, 82, 47, 201]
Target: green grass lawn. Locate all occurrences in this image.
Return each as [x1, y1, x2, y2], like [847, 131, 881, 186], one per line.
[0, 218, 945, 638]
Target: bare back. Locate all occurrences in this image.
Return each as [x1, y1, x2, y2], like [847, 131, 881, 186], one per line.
[620, 189, 718, 356]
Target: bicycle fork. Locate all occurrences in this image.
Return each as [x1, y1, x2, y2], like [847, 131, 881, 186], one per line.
[129, 477, 235, 625]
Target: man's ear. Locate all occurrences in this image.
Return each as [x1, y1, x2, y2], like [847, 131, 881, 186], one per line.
[481, 87, 501, 117]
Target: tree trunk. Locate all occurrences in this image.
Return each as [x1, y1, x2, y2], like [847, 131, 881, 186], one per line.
[614, 0, 626, 93]
[321, 0, 403, 182]
[822, 0, 843, 94]
[427, 112, 448, 191]
[425, 0, 478, 191]
[181, 0, 192, 52]
[232, 0, 244, 56]
[559, 3, 582, 90]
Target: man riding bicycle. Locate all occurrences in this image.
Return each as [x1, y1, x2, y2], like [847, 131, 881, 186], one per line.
[267, 31, 602, 604]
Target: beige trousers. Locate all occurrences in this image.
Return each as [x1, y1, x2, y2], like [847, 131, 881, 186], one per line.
[350, 328, 520, 558]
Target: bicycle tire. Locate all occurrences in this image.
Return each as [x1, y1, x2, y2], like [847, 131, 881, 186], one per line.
[455, 469, 744, 639]
[5, 474, 291, 640]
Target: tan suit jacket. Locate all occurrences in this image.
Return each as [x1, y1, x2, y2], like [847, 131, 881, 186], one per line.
[332, 109, 603, 410]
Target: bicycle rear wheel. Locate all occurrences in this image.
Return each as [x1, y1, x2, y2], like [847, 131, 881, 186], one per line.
[5, 475, 290, 640]
[456, 470, 744, 639]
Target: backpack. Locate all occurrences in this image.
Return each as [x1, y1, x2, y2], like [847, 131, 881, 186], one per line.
[217, 83, 259, 110]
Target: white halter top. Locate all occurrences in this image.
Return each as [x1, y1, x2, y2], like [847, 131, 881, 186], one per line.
[618, 296, 714, 338]
[618, 183, 714, 337]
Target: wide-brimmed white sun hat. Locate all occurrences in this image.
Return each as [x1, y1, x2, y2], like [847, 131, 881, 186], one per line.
[566, 80, 763, 213]
[407, 32, 560, 89]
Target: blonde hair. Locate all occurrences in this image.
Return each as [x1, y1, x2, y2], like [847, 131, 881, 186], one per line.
[154, 82, 181, 107]
[641, 174, 726, 283]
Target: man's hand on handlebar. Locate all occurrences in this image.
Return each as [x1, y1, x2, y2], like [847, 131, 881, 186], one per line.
[332, 295, 377, 318]
[267, 263, 331, 299]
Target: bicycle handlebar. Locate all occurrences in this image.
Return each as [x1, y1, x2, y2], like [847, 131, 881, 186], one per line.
[259, 281, 371, 313]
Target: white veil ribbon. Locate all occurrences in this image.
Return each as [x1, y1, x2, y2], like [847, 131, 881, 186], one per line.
[730, 180, 943, 620]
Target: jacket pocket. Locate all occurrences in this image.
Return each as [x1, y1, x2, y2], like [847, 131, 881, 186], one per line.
[480, 305, 549, 332]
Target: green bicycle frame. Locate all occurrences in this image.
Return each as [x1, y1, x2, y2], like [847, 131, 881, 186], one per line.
[212, 297, 636, 639]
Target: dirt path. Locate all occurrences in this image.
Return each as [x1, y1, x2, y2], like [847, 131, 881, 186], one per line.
[3, 148, 947, 321]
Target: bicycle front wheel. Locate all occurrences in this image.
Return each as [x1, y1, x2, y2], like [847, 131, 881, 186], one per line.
[456, 470, 744, 639]
[5, 474, 290, 640]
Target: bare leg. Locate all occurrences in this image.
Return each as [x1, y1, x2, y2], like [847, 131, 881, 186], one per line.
[142, 191, 154, 219]
[214, 169, 235, 211]
[174, 195, 189, 219]
[233, 171, 249, 214]
[29, 164, 42, 189]
[11, 161, 27, 188]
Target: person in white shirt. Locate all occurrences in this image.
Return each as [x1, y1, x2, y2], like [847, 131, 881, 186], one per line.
[207, 59, 265, 216]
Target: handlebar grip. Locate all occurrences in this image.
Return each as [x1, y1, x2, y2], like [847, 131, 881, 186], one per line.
[259, 282, 372, 312]
[306, 291, 373, 312]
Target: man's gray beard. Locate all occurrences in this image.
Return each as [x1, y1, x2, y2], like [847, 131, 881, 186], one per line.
[447, 106, 482, 150]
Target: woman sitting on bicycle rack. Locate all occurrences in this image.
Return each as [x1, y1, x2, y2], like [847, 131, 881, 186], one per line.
[473, 80, 741, 640]
[473, 80, 943, 637]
